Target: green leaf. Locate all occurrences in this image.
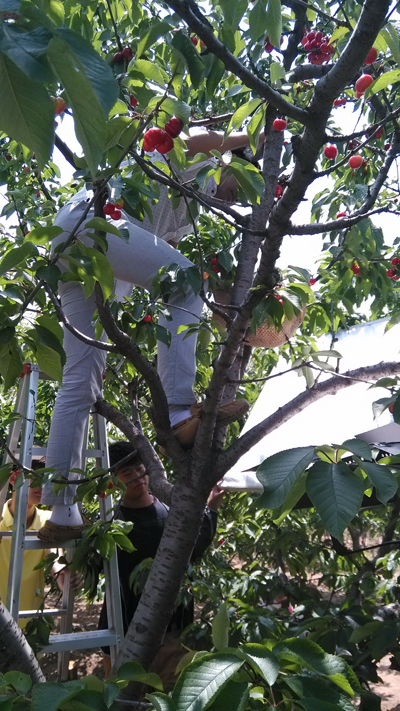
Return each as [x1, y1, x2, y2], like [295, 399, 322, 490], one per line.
[35, 342, 62, 382]
[306, 461, 365, 540]
[0, 341, 23, 390]
[117, 662, 163, 690]
[227, 99, 263, 133]
[146, 694, 177, 711]
[35, 324, 65, 365]
[212, 602, 230, 651]
[36, 263, 62, 291]
[0, 52, 54, 166]
[130, 58, 169, 87]
[147, 96, 191, 123]
[247, 104, 265, 155]
[26, 225, 63, 245]
[248, 0, 270, 42]
[0, 327, 14, 345]
[31, 682, 81, 711]
[340, 438, 372, 460]
[364, 70, 400, 97]
[286, 675, 354, 710]
[84, 217, 121, 238]
[0, 25, 53, 82]
[349, 620, 383, 644]
[47, 35, 107, 177]
[0, 241, 37, 277]
[265, 0, 282, 48]
[274, 638, 355, 694]
[237, 644, 279, 686]
[381, 25, 400, 67]
[171, 654, 244, 711]
[171, 31, 205, 90]
[3, 671, 31, 695]
[55, 27, 118, 115]
[83, 247, 114, 301]
[360, 461, 398, 505]
[137, 21, 173, 59]
[206, 681, 249, 711]
[256, 447, 315, 509]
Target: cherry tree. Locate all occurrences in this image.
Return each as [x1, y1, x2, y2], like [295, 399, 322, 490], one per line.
[1, 0, 400, 702]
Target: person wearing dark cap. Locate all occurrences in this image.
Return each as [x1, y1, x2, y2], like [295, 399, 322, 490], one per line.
[99, 440, 224, 686]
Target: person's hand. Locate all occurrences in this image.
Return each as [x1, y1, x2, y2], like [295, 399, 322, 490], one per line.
[56, 568, 83, 592]
[207, 484, 225, 511]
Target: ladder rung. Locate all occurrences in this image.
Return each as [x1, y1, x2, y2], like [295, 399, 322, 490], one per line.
[41, 629, 118, 653]
[19, 608, 68, 618]
[12, 448, 104, 459]
[0, 532, 78, 549]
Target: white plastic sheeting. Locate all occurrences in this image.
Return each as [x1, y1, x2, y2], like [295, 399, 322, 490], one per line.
[222, 318, 400, 491]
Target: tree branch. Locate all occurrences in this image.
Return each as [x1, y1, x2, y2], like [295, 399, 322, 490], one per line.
[218, 360, 400, 478]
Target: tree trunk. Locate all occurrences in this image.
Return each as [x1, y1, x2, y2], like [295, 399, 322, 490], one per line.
[0, 602, 45, 682]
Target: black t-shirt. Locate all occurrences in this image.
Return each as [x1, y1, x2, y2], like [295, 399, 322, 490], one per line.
[99, 497, 217, 641]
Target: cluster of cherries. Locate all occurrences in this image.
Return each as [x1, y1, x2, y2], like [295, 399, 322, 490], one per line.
[300, 30, 335, 66]
[387, 257, 400, 280]
[211, 257, 220, 273]
[113, 47, 133, 63]
[334, 97, 347, 107]
[142, 117, 184, 154]
[103, 198, 124, 221]
[351, 262, 361, 276]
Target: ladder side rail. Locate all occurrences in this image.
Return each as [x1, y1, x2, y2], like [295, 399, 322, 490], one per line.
[6, 366, 40, 621]
[0, 370, 31, 513]
[92, 410, 124, 659]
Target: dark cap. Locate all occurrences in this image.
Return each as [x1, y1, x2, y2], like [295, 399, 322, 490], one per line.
[108, 441, 142, 470]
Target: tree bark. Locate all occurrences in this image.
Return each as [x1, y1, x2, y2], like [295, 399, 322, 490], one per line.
[0, 602, 45, 682]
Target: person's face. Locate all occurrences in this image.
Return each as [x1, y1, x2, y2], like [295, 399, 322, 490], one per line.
[116, 461, 149, 498]
[28, 486, 42, 506]
[215, 169, 238, 204]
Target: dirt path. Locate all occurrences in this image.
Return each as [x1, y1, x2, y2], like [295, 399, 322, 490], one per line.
[370, 657, 400, 711]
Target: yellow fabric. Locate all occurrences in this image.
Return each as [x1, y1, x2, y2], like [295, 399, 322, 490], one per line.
[0, 502, 51, 629]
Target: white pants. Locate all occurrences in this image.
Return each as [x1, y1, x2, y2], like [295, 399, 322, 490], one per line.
[42, 201, 204, 505]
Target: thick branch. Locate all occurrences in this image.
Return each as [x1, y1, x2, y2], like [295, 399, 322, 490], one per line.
[218, 360, 400, 477]
[165, 0, 310, 125]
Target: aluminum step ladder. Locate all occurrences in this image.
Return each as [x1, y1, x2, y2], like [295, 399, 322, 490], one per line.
[1, 362, 124, 679]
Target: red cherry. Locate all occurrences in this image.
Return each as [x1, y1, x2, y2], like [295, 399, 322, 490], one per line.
[307, 31, 316, 41]
[391, 258, 398, 265]
[156, 133, 174, 154]
[336, 211, 347, 219]
[349, 155, 363, 169]
[51, 96, 66, 115]
[301, 36, 308, 47]
[122, 47, 133, 60]
[364, 47, 378, 65]
[315, 31, 323, 42]
[103, 203, 115, 215]
[98, 492, 106, 498]
[375, 129, 384, 140]
[389, 403, 394, 414]
[211, 257, 219, 265]
[309, 278, 317, 285]
[113, 52, 123, 63]
[107, 481, 114, 490]
[351, 262, 361, 275]
[143, 314, 152, 323]
[190, 36, 198, 46]
[265, 39, 274, 53]
[387, 269, 396, 278]
[273, 118, 287, 131]
[355, 74, 373, 94]
[385, 143, 391, 151]
[23, 166, 29, 172]
[143, 127, 165, 150]
[212, 266, 220, 272]
[5, 154, 12, 161]
[36, 191, 40, 197]
[143, 138, 153, 152]
[165, 117, 184, 138]
[324, 144, 338, 160]
[111, 209, 122, 220]
[130, 95, 138, 108]
[393, 276, 399, 280]
[275, 184, 283, 198]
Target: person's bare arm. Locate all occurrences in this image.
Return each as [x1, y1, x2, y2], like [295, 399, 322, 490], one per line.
[185, 130, 264, 157]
